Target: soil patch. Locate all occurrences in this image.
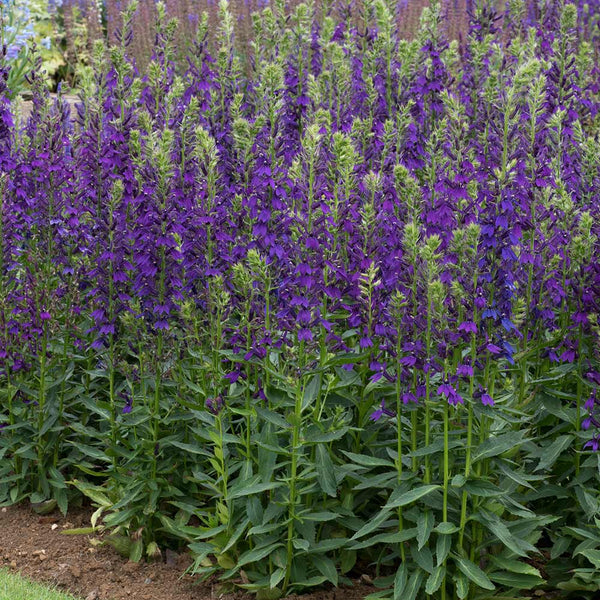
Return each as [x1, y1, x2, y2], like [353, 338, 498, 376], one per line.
[0, 504, 374, 600]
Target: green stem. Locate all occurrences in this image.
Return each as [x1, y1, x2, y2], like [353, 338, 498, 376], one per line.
[395, 328, 406, 563]
[37, 327, 48, 493]
[283, 339, 305, 595]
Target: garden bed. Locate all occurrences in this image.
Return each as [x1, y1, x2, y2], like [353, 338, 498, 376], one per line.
[0, 505, 374, 600]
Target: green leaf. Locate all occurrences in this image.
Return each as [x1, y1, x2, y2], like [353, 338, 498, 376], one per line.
[479, 511, 536, 557]
[255, 407, 290, 430]
[550, 535, 571, 559]
[169, 440, 211, 456]
[385, 485, 440, 509]
[313, 555, 338, 586]
[304, 426, 349, 443]
[576, 548, 600, 568]
[257, 587, 283, 600]
[237, 543, 284, 568]
[417, 510, 434, 550]
[411, 545, 434, 574]
[490, 556, 541, 577]
[436, 533, 452, 567]
[69, 481, 112, 507]
[301, 511, 339, 522]
[61, 527, 99, 535]
[464, 479, 503, 497]
[350, 528, 417, 550]
[435, 521, 458, 535]
[31, 499, 57, 515]
[497, 463, 545, 490]
[269, 568, 285, 590]
[221, 518, 251, 554]
[535, 435, 574, 471]
[403, 569, 424, 600]
[307, 538, 350, 553]
[351, 508, 393, 540]
[316, 444, 337, 497]
[302, 375, 320, 412]
[341, 451, 395, 468]
[340, 550, 356, 574]
[393, 563, 407, 600]
[129, 539, 143, 563]
[425, 565, 446, 595]
[229, 480, 283, 499]
[576, 486, 599, 518]
[453, 555, 495, 590]
[454, 572, 469, 599]
[488, 571, 544, 589]
[472, 432, 527, 464]
[409, 438, 462, 458]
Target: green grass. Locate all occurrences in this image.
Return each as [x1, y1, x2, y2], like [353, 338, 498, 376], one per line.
[0, 568, 81, 600]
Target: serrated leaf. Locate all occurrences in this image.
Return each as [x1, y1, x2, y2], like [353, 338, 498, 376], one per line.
[351, 508, 393, 539]
[436, 533, 452, 567]
[411, 545, 434, 574]
[257, 587, 283, 600]
[550, 535, 571, 559]
[316, 444, 337, 497]
[302, 375, 320, 411]
[404, 569, 424, 600]
[417, 510, 434, 550]
[385, 485, 440, 509]
[425, 565, 446, 595]
[270, 568, 285, 590]
[464, 479, 503, 497]
[454, 572, 469, 599]
[535, 435, 574, 471]
[454, 555, 495, 590]
[237, 543, 284, 568]
[129, 539, 143, 563]
[472, 432, 527, 464]
[491, 556, 541, 576]
[341, 451, 395, 468]
[435, 521, 458, 534]
[394, 563, 407, 600]
[576, 548, 600, 568]
[488, 571, 544, 589]
[229, 480, 283, 499]
[479, 511, 537, 557]
[313, 555, 338, 586]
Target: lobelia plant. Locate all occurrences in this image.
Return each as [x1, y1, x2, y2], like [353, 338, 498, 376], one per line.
[1, 1, 600, 600]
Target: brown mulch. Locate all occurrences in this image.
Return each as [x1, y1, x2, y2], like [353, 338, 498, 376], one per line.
[0, 504, 375, 600]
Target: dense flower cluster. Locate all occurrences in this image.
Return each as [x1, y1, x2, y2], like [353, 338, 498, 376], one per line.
[1, 0, 600, 598]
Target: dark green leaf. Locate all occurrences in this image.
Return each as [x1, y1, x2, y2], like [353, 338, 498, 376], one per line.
[403, 569, 424, 600]
[453, 556, 495, 590]
[316, 444, 337, 497]
[417, 510, 434, 550]
[313, 555, 338, 586]
[488, 571, 544, 589]
[425, 565, 446, 595]
[535, 435, 574, 471]
[472, 432, 527, 464]
[385, 485, 440, 509]
[393, 563, 407, 600]
[341, 451, 395, 468]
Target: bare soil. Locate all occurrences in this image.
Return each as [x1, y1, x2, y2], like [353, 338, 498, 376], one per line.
[0, 504, 375, 600]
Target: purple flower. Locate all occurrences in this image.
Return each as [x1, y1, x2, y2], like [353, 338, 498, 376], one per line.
[369, 400, 396, 422]
[206, 396, 224, 415]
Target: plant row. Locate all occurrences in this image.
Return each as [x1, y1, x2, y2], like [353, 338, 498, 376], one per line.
[1, 1, 600, 599]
